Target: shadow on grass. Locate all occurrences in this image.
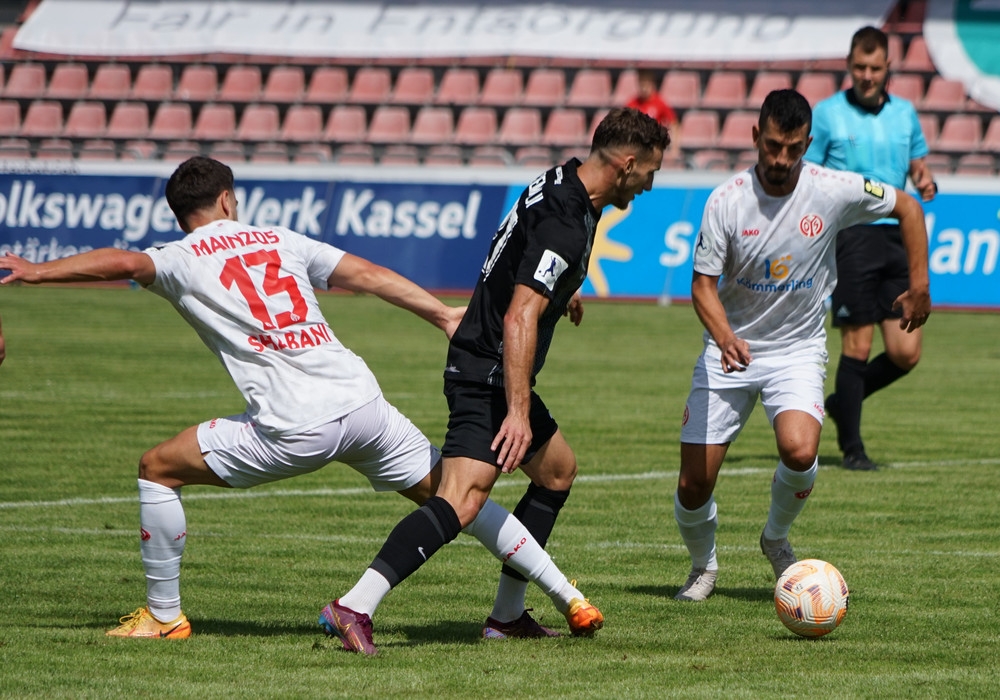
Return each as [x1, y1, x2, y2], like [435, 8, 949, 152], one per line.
[628, 584, 773, 604]
[81, 616, 321, 637]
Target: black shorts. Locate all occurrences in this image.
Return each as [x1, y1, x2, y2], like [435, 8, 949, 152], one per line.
[441, 379, 558, 468]
[831, 223, 909, 327]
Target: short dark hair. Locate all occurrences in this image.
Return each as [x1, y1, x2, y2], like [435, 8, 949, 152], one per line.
[849, 26, 888, 58]
[592, 107, 670, 157]
[758, 89, 812, 133]
[165, 156, 235, 230]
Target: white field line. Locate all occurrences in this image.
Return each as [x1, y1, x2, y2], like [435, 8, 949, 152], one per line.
[3, 458, 1000, 512]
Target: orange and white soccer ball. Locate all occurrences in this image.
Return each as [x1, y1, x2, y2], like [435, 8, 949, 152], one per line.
[774, 559, 849, 638]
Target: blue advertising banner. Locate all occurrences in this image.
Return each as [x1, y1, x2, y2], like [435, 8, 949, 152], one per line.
[1, 162, 997, 308]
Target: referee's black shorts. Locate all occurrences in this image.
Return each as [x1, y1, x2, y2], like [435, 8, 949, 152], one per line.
[441, 379, 558, 468]
[831, 223, 909, 327]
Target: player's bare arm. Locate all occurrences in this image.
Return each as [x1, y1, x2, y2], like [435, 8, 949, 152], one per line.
[564, 290, 584, 326]
[0, 249, 156, 286]
[328, 252, 465, 339]
[493, 284, 548, 473]
[692, 271, 751, 373]
[889, 188, 932, 332]
[908, 157, 937, 202]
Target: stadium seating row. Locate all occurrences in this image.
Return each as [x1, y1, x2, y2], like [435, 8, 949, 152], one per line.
[0, 58, 975, 113]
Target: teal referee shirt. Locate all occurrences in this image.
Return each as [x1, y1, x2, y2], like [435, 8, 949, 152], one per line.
[805, 89, 928, 223]
[805, 89, 928, 188]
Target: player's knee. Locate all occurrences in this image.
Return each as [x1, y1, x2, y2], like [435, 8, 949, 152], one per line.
[451, 492, 490, 528]
[780, 447, 817, 471]
[138, 445, 174, 483]
[677, 473, 713, 505]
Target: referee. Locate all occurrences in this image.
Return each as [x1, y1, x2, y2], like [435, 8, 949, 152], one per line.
[806, 25, 936, 471]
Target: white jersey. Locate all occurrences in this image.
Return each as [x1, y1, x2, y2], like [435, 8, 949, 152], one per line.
[694, 163, 896, 356]
[145, 219, 380, 436]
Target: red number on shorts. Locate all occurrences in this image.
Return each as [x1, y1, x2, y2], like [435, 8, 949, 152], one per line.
[219, 250, 308, 330]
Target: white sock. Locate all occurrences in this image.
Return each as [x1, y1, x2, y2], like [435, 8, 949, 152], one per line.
[137, 478, 186, 623]
[339, 568, 392, 618]
[491, 574, 530, 622]
[764, 459, 817, 540]
[674, 492, 718, 571]
[463, 499, 582, 616]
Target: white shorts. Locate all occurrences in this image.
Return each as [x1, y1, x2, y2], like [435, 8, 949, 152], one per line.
[197, 395, 438, 491]
[680, 346, 827, 445]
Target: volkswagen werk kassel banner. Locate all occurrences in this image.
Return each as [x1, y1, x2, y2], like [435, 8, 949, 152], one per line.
[1, 163, 997, 309]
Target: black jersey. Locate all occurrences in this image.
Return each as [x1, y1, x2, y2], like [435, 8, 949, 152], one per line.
[445, 159, 600, 387]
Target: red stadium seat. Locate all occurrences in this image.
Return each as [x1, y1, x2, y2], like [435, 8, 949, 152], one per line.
[380, 144, 420, 166]
[78, 139, 117, 160]
[0, 100, 22, 137]
[515, 146, 555, 168]
[689, 149, 730, 171]
[236, 104, 280, 141]
[954, 153, 995, 176]
[435, 68, 480, 105]
[63, 101, 107, 139]
[89, 64, 132, 100]
[795, 72, 838, 106]
[279, 105, 323, 142]
[391, 67, 435, 105]
[0, 137, 30, 158]
[424, 144, 464, 167]
[497, 107, 542, 146]
[161, 140, 202, 162]
[887, 74, 924, 104]
[250, 142, 289, 163]
[174, 65, 218, 102]
[479, 68, 524, 106]
[121, 140, 158, 160]
[522, 68, 566, 107]
[678, 110, 719, 150]
[453, 107, 497, 145]
[131, 64, 174, 101]
[745, 72, 792, 109]
[700, 71, 747, 110]
[208, 140, 247, 162]
[348, 67, 392, 104]
[935, 114, 981, 153]
[717, 111, 758, 151]
[149, 103, 193, 140]
[35, 138, 74, 159]
[294, 142, 333, 164]
[661, 70, 701, 110]
[982, 116, 1000, 152]
[410, 106, 454, 145]
[324, 105, 367, 142]
[542, 108, 587, 147]
[335, 143, 375, 165]
[4, 63, 46, 99]
[921, 77, 967, 111]
[46, 63, 89, 100]
[192, 103, 236, 141]
[366, 105, 410, 144]
[262, 65, 305, 103]
[611, 70, 639, 106]
[900, 35, 935, 74]
[219, 65, 262, 102]
[106, 102, 150, 140]
[19, 100, 63, 138]
[468, 145, 513, 167]
[918, 113, 939, 148]
[305, 66, 349, 103]
[566, 69, 612, 108]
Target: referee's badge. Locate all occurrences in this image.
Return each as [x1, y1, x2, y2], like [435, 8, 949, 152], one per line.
[863, 178, 886, 199]
[534, 250, 568, 291]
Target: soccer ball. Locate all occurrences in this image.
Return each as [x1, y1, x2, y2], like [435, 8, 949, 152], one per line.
[774, 559, 849, 638]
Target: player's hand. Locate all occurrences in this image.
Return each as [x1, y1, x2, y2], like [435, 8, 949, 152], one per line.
[564, 291, 584, 326]
[893, 287, 931, 332]
[0, 253, 40, 284]
[719, 337, 752, 373]
[442, 305, 466, 340]
[492, 413, 532, 474]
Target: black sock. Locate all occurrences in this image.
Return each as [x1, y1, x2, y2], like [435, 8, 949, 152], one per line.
[864, 352, 910, 397]
[834, 356, 867, 455]
[369, 496, 462, 588]
[499, 483, 570, 582]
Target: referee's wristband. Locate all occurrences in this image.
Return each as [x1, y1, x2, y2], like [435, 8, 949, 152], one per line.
[931, 181, 938, 195]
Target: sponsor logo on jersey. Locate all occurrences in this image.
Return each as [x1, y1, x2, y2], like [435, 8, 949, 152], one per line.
[764, 255, 791, 280]
[534, 249, 568, 291]
[863, 178, 885, 199]
[694, 231, 712, 261]
[735, 255, 814, 293]
[742, 228, 760, 237]
[799, 214, 824, 237]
